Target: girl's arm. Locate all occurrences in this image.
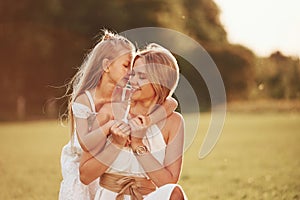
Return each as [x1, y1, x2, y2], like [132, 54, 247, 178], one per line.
[73, 93, 113, 153]
[148, 96, 178, 125]
[129, 97, 177, 129]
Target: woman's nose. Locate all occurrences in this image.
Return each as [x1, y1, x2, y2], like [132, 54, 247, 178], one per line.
[123, 73, 130, 81]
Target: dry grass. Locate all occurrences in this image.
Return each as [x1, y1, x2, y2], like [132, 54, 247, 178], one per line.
[0, 112, 299, 199]
[227, 99, 300, 113]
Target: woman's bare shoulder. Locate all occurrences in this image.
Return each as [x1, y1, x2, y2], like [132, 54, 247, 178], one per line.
[160, 111, 184, 130]
[167, 112, 184, 124]
[160, 112, 184, 143]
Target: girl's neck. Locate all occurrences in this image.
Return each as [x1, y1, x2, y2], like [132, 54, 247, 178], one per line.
[94, 75, 116, 104]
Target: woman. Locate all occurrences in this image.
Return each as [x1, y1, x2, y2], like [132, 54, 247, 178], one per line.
[79, 44, 187, 200]
[59, 31, 177, 200]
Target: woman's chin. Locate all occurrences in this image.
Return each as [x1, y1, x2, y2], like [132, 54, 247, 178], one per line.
[130, 96, 138, 101]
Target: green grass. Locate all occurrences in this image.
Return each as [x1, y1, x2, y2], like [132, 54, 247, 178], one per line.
[0, 113, 299, 200]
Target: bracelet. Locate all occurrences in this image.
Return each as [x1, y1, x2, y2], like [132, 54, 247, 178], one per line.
[133, 145, 148, 156]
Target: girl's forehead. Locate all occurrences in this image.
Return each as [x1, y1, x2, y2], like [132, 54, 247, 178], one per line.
[114, 52, 132, 63]
[115, 46, 133, 56]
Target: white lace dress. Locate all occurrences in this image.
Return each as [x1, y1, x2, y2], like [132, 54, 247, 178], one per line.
[59, 91, 100, 200]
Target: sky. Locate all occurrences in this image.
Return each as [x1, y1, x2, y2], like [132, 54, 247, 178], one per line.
[213, 0, 300, 57]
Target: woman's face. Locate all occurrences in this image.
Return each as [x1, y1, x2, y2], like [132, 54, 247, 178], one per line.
[130, 58, 156, 102]
[107, 53, 132, 87]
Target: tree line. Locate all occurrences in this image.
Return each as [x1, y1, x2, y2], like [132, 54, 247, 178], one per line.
[0, 0, 299, 120]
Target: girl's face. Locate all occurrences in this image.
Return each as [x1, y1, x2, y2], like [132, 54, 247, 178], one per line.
[130, 58, 156, 102]
[107, 52, 132, 87]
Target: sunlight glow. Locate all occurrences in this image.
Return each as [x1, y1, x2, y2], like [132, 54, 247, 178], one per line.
[214, 0, 300, 57]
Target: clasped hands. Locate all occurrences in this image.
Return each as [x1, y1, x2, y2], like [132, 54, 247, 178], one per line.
[110, 115, 151, 149]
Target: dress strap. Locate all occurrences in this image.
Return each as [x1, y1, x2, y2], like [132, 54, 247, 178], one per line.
[85, 90, 96, 113]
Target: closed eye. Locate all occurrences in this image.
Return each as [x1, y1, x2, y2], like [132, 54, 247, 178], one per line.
[123, 61, 131, 68]
[129, 70, 135, 76]
[138, 72, 147, 79]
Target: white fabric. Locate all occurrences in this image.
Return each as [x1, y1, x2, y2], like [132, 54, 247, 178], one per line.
[72, 91, 97, 119]
[85, 90, 96, 113]
[94, 183, 188, 200]
[105, 125, 166, 177]
[59, 138, 100, 200]
[94, 125, 188, 200]
[59, 91, 100, 200]
[72, 102, 94, 119]
[60, 91, 187, 199]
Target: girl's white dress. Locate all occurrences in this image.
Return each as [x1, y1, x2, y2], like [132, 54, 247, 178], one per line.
[59, 91, 100, 200]
[59, 91, 188, 200]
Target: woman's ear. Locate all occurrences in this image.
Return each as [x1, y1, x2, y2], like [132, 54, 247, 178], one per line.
[102, 58, 110, 72]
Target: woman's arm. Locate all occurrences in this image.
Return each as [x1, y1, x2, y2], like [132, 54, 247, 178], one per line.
[79, 142, 122, 185]
[79, 120, 130, 185]
[131, 112, 184, 187]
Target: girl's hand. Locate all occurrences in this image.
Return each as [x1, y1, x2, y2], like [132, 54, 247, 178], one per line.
[110, 121, 131, 147]
[130, 115, 151, 127]
[129, 116, 148, 147]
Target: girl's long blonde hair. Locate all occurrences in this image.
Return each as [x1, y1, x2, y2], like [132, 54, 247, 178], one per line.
[65, 30, 135, 142]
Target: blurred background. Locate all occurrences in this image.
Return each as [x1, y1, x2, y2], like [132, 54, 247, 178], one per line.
[1, 0, 299, 120]
[0, 0, 299, 199]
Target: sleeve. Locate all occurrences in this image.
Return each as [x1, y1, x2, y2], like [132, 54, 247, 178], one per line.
[72, 102, 93, 119]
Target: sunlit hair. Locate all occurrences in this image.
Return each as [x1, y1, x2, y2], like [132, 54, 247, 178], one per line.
[134, 43, 179, 105]
[65, 30, 135, 145]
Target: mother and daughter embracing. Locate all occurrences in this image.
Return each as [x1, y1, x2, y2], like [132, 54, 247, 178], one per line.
[59, 30, 188, 200]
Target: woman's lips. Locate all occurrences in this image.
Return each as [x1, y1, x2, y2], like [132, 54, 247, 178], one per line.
[130, 85, 140, 91]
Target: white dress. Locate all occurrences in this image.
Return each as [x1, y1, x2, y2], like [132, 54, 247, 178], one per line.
[59, 91, 100, 200]
[94, 125, 188, 200]
[59, 91, 188, 199]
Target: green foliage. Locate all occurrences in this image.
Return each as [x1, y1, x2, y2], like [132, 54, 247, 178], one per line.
[1, 0, 297, 120]
[176, 54, 210, 111]
[254, 51, 300, 100]
[209, 44, 255, 100]
[183, 0, 227, 43]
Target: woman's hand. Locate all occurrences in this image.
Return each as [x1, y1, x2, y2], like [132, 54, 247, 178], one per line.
[110, 121, 131, 147]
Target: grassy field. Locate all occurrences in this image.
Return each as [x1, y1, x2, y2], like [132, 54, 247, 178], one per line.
[0, 112, 299, 200]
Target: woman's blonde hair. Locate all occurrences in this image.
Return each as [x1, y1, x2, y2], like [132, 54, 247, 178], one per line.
[135, 43, 179, 105]
[66, 30, 135, 140]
